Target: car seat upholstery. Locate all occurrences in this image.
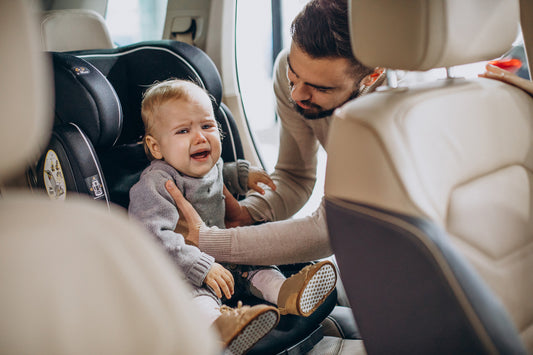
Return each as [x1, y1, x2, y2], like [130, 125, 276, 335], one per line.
[40, 9, 114, 51]
[325, 0, 531, 353]
[35, 52, 121, 206]
[0, 2, 219, 355]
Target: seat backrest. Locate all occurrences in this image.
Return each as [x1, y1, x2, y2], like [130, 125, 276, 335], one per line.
[40, 9, 114, 51]
[325, 0, 531, 353]
[0, 2, 219, 354]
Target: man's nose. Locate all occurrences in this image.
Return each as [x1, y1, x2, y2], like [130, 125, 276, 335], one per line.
[291, 82, 312, 102]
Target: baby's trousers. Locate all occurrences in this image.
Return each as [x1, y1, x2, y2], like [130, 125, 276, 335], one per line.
[225, 264, 286, 305]
[191, 264, 286, 325]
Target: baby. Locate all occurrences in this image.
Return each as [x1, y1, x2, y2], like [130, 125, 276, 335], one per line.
[129, 79, 337, 354]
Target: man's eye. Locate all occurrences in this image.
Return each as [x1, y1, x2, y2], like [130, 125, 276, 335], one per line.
[314, 87, 331, 93]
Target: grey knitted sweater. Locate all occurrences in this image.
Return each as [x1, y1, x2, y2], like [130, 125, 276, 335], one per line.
[128, 158, 250, 287]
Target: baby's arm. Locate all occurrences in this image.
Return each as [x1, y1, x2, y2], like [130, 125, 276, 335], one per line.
[204, 263, 234, 299]
[129, 167, 214, 287]
[247, 166, 276, 195]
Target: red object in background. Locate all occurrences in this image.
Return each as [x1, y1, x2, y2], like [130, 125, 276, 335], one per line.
[489, 58, 522, 73]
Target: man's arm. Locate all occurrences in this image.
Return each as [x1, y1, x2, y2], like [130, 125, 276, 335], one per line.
[240, 49, 319, 222]
[165, 179, 332, 266]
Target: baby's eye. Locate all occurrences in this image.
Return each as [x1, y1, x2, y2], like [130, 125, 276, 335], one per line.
[176, 128, 189, 134]
[202, 123, 216, 130]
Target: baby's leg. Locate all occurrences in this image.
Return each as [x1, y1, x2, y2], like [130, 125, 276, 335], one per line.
[192, 284, 279, 355]
[276, 261, 338, 317]
[191, 286, 222, 325]
[215, 302, 279, 355]
[248, 267, 287, 304]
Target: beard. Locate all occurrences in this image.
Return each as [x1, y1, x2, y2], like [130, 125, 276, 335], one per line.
[289, 89, 360, 120]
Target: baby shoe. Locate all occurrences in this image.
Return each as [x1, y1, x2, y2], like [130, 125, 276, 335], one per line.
[277, 260, 337, 317]
[214, 301, 280, 355]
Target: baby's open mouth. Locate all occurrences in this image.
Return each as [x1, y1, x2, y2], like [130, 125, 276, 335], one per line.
[191, 150, 210, 159]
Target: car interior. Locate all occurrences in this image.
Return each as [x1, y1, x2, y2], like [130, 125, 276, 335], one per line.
[1, 0, 532, 354]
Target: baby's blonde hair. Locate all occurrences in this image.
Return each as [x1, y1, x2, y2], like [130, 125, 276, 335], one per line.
[140, 79, 213, 160]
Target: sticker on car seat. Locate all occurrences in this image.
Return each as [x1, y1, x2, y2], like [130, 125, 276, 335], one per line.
[43, 149, 66, 200]
[85, 175, 105, 200]
[73, 66, 90, 75]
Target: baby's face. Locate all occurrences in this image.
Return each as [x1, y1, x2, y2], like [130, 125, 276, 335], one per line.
[148, 90, 221, 177]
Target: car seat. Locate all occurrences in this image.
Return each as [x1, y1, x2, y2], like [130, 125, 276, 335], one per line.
[36, 41, 339, 354]
[325, 0, 532, 353]
[0, 2, 219, 354]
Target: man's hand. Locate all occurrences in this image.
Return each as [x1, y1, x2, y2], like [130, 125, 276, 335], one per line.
[204, 262, 234, 299]
[165, 180, 204, 246]
[247, 166, 276, 195]
[223, 185, 254, 228]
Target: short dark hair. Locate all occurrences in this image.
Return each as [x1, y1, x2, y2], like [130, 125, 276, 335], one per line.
[290, 0, 373, 79]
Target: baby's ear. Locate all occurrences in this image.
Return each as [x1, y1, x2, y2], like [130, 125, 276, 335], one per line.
[145, 135, 163, 160]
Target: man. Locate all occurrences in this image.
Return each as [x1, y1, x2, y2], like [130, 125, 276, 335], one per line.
[236, 0, 382, 225]
[166, 0, 385, 266]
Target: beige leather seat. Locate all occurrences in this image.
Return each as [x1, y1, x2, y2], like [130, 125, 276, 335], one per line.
[325, 0, 532, 353]
[40, 8, 114, 51]
[0, 2, 218, 354]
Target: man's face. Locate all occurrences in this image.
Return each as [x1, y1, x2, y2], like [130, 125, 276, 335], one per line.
[287, 42, 360, 119]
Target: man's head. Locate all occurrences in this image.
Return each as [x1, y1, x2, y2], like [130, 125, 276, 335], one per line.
[288, 0, 375, 119]
[141, 79, 222, 178]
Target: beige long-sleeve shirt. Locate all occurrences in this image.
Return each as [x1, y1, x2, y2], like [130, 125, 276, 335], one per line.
[240, 49, 332, 222]
[198, 49, 333, 265]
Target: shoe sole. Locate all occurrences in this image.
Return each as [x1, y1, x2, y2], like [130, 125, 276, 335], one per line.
[298, 262, 337, 316]
[225, 309, 279, 355]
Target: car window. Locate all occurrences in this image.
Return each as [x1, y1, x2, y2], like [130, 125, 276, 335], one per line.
[106, 0, 168, 46]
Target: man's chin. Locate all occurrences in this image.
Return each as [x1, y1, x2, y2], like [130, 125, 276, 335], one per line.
[294, 104, 335, 120]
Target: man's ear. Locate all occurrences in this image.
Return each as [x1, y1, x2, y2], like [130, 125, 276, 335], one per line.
[145, 135, 163, 160]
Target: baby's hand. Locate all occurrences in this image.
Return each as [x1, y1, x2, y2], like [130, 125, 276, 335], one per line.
[248, 166, 276, 195]
[204, 263, 234, 299]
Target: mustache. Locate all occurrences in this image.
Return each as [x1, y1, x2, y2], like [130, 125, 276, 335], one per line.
[288, 89, 360, 120]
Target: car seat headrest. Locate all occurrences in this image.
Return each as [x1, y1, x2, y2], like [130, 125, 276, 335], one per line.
[52, 52, 123, 149]
[40, 9, 114, 52]
[74, 41, 223, 145]
[0, 1, 53, 182]
[349, 0, 520, 71]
